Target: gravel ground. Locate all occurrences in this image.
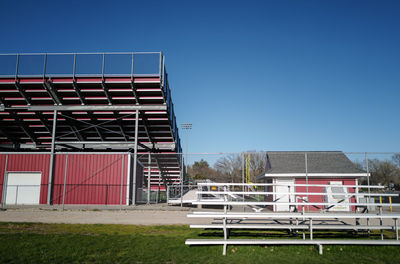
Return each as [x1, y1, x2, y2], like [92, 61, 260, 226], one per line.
[0, 204, 397, 226]
[0, 204, 214, 225]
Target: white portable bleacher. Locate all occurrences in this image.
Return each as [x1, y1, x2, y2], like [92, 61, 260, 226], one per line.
[185, 182, 400, 255]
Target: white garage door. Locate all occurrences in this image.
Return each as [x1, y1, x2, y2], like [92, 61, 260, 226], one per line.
[6, 172, 42, 205]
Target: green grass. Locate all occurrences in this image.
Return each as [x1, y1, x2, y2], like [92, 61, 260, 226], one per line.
[0, 222, 399, 263]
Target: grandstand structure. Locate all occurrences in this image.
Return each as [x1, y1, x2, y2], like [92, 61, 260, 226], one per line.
[0, 52, 183, 205]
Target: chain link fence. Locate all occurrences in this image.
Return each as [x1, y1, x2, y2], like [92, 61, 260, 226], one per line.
[0, 151, 399, 210]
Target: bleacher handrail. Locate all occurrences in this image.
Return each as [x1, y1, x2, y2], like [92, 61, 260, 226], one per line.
[197, 182, 385, 188]
[197, 190, 398, 197]
[191, 201, 400, 207]
[0, 52, 163, 78]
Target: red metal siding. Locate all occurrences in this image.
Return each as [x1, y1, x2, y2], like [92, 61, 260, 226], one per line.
[6, 154, 50, 204]
[0, 155, 7, 203]
[53, 154, 128, 205]
[295, 178, 356, 212]
[52, 154, 67, 205]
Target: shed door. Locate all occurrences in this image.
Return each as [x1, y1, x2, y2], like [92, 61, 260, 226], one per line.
[274, 179, 295, 211]
[6, 172, 42, 205]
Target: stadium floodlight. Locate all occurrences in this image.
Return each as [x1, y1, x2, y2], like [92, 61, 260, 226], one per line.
[181, 123, 192, 130]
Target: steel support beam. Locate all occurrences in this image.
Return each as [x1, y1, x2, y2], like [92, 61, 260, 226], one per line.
[13, 78, 56, 142]
[101, 81, 113, 105]
[8, 111, 37, 144]
[58, 112, 124, 141]
[33, 141, 173, 151]
[35, 112, 52, 134]
[0, 97, 6, 106]
[0, 105, 167, 111]
[54, 141, 173, 147]
[132, 109, 139, 205]
[113, 111, 129, 141]
[147, 153, 151, 204]
[72, 81, 86, 105]
[140, 112, 155, 149]
[14, 83, 51, 134]
[43, 81, 62, 105]
[15, 81, 31, 105]
[180, 153, 184, 206]
[0, 126, 18, 145]
[87, 111, 105, 141]
[59, 113, 85, 141]
[47, 110, 57, 205]
[130, 81, 140, 105]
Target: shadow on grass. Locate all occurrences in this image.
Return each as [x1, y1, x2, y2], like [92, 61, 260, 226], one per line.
[197, 229, 388, 240]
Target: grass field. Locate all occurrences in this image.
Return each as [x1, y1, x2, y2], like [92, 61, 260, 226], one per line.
[0, 222, 399, 263]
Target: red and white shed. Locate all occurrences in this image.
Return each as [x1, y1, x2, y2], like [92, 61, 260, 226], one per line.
[259, 151, 368, 212]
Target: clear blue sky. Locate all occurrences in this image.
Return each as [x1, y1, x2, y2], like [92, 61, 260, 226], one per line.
[0, 0, 399, 156]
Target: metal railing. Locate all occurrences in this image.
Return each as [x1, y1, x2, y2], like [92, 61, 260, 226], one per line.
[167, 184, 198, 204]
[161, 65, 181, 154]
[194, 182, 400, 212]
[0, 52, 162, 78]
[136, 187, 166, 204]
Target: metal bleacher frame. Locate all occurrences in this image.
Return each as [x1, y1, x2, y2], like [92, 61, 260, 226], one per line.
[186, 182, 400, 255]
[0, 52, 184, 204]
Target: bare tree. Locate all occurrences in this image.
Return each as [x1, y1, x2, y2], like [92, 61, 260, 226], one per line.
[393, 153, 400, 167]
[214, 154, 242, 182]
[214, 152, 266, 183]
[364, 159, 400, 187]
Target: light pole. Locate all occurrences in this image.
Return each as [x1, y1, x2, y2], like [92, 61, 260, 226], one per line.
[181, 123, 192, 181]
[180, 123, 192, 206]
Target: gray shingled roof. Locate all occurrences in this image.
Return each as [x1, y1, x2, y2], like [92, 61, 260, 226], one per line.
[265, 151, 364, 174]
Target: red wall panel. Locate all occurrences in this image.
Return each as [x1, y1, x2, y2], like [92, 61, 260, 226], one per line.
[0, 155, 7, 203]
[295, 178, 356, 212]
[53, 154, 128, 205]
[52, 154, 67, 205]
[0, 153, 129, 205]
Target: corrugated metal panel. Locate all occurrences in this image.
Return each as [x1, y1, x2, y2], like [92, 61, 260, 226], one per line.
[53, 154, 128, 205]
[0, 154, 7, 203]
[52, 154, 67, 205]
[295, 178, 356, 212]
[0, 153, 130, 205]
[6, 154, 50, 204]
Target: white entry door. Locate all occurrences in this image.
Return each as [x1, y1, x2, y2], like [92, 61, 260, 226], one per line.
[5, 172, 42, 205]
[274, 179, 295, 211]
